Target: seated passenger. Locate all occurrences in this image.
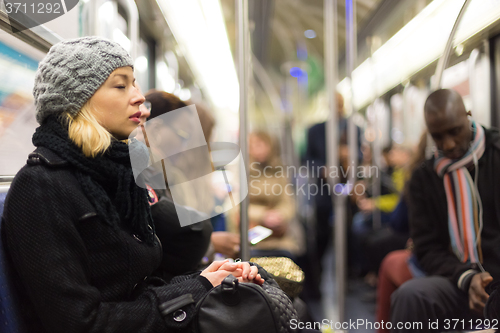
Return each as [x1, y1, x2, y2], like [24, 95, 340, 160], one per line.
[351, 145, 412, 282]
[143, 90, 241, 261]
[1, 37, 263, 333]
[391, 89, 500, 332]
[229, 131, 303, 260]
[374, 131, 428, 333]
[353, 145, 411, 234]
[362, 133, 428, 283]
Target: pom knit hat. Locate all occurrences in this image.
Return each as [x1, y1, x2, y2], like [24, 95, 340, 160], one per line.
[33, 36, 134, 124]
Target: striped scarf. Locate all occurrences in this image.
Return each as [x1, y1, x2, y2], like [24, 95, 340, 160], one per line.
[434, 121, 485, 264]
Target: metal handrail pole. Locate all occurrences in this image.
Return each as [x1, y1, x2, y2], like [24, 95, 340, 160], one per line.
[325, 0, 343, 323]
[429, 0, 472, 160]
[237, 0, 250, 261]
[433, 0, 472, 90]
[346, 0, 358, 189]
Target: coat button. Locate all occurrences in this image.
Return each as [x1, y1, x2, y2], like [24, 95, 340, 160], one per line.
[173, 310, 187, 322]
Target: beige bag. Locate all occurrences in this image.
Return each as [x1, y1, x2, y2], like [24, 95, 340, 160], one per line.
[250, 257, 305, 299]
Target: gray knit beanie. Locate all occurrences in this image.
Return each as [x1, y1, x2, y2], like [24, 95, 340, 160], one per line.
[33, 36, 134, 124]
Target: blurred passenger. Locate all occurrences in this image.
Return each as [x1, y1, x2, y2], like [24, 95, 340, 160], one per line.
[1, 37, 263, 333]
[303, 92, 362, 298]
[143, 90, 241, 261]
[353, 145, 411, 233]
[135, 87, 214, 279]
[391, 89, 500, 332]
[381, 146, 392, 173]
[374, 131, 428, 332]
[230, 131, 303, 259]
[351, 145, 412, 281]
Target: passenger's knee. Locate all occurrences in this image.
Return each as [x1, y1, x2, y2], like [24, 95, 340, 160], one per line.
[391, 279, 426, 306]
[380, 251, 399, 272]
[380, 250, 408, 277]
[390, 279, 431, 323]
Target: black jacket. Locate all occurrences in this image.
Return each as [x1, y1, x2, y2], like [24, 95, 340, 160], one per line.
[409, 127, 500, 288]
[1, 147, 213, 333]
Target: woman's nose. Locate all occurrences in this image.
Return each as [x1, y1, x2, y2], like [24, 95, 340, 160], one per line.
[132, 87, 146, 105]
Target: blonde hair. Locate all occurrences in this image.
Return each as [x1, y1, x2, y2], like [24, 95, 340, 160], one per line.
[65, 101, 112, 158]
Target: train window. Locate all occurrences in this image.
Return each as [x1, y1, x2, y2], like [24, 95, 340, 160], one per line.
[440, 55, 491, 128]
[97, 1, 132, 53]
[401, 85, 427, 145]
[117, 3, 129, 37]
[156, 60, 176, 94]
[0, 37, 40, 176]
[135, 38, 149, 92]
[97, 2, 117, 44]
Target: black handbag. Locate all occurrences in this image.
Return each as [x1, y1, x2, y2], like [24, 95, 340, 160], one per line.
[194, 274, 298, 333]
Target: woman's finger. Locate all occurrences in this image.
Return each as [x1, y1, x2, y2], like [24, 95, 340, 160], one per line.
[204, 259, 229, 273]
[219, 261, 238, 271]
[229, 268, 243, 278]
[248, 266, 258, 280]
[240, 262, 251, 279]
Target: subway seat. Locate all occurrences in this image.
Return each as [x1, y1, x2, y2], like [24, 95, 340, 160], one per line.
[0, 190, 28, 332]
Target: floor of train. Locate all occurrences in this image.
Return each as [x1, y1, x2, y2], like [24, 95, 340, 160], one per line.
[307, 244, 376, 333]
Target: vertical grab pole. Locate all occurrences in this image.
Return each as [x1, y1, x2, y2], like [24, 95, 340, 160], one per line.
[237, 0, 250, 261]
[346, 0, 358, 188]
[372, 100, 382, 228]
[324, 0, 344, 323]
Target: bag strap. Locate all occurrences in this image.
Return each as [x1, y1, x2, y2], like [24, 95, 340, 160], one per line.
[221, 275, 238, 294]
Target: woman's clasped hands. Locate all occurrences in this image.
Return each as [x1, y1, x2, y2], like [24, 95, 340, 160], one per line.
[200, 259, 265, 287]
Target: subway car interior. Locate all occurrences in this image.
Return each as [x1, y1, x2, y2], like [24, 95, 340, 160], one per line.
[2, 0, 500, 332]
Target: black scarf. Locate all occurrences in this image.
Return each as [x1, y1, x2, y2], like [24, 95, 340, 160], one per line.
[32, 115, 156, 245]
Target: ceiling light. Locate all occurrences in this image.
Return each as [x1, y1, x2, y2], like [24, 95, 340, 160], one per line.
[179, 88, 192, 101]
[455, 43, 465, 56]
[289, 67, 303, 78]
[156, 0, 239, 113]
[134, 56, 148, 73]
[340, 0, 500, 109]
[304, 30, 316, 39]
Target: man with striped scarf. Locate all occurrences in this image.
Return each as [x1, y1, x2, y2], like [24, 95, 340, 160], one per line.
[390, 89, 500, 332]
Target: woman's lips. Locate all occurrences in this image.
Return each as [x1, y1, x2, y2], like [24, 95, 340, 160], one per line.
[129, 111, 142, 123]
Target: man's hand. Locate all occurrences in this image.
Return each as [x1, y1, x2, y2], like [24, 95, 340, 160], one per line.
[211, 232, 240, 258]
[263, 210, 287, 237]
[357, 197, 375, 212]
[469, 272, 493, 313]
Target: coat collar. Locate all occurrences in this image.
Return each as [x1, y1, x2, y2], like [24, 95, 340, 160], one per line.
[27, 147, 68, 167]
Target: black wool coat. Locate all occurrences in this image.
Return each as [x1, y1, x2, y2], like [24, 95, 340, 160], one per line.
[1, 147, 213, 333]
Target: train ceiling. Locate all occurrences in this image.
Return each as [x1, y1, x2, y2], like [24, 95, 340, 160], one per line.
[218, 0, 432, 98]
